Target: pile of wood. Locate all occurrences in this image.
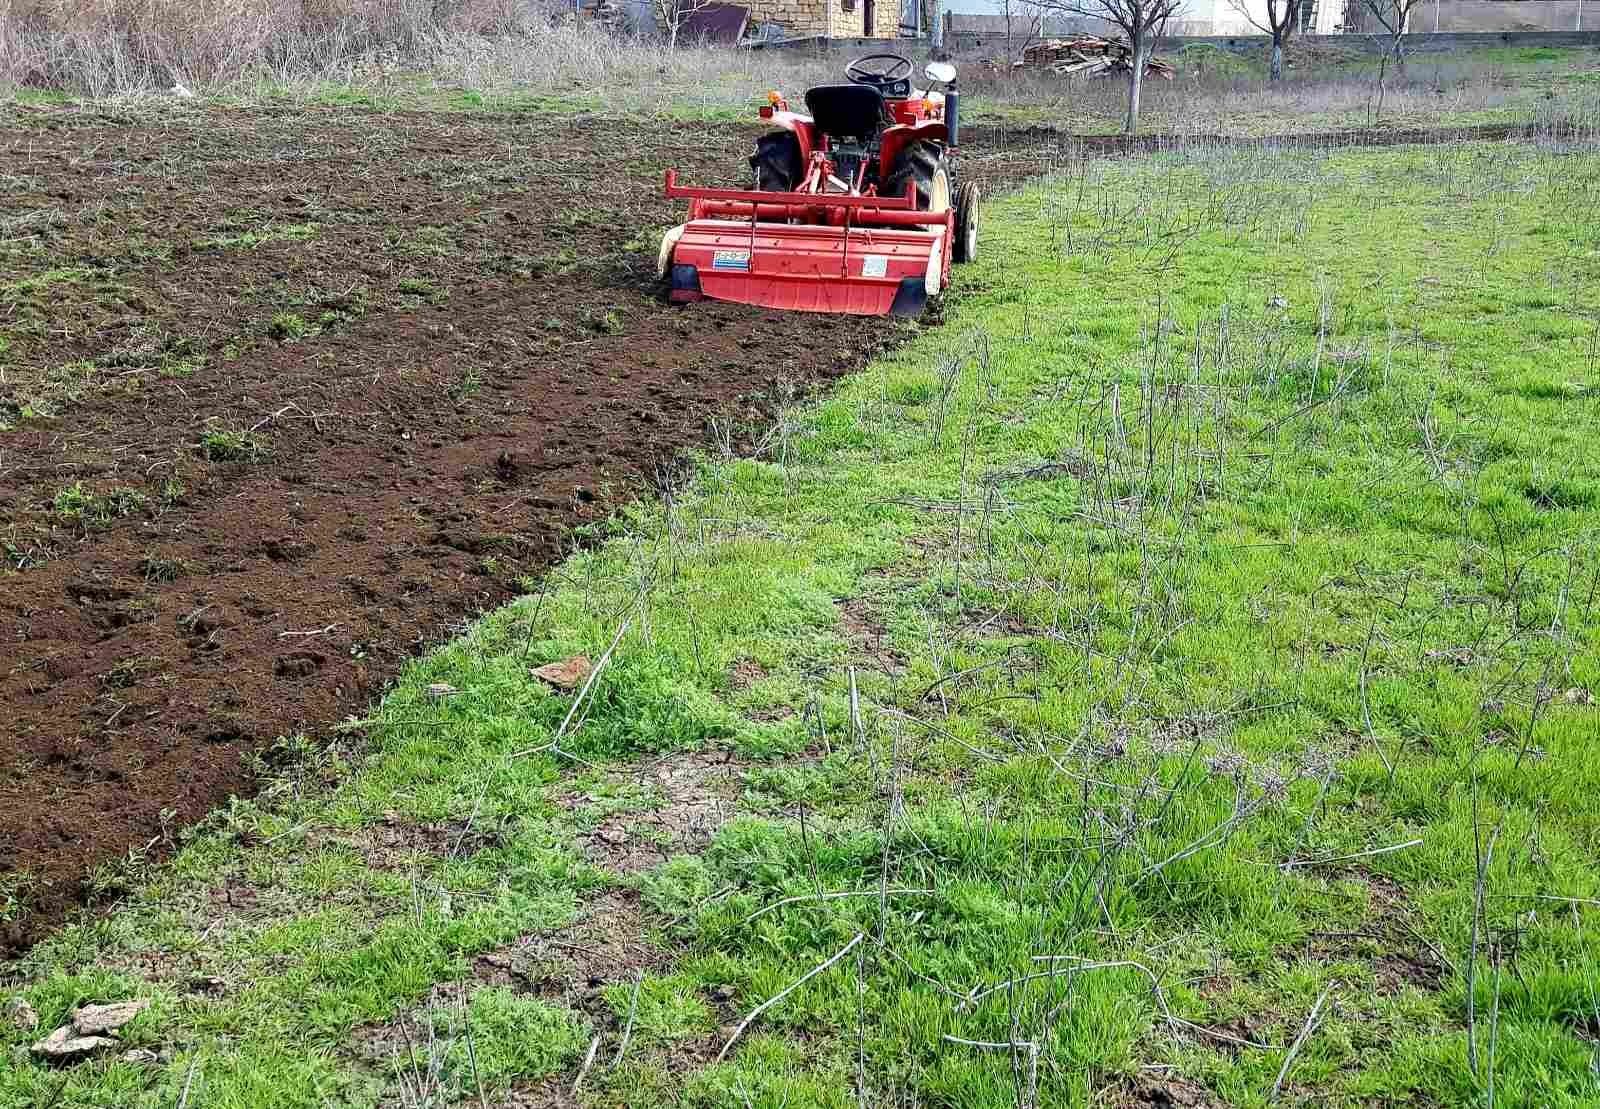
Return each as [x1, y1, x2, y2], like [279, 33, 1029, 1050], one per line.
[1016, 36, 1176, 80]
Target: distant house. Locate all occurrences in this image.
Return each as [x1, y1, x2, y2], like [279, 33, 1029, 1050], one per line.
[743, 0, 903, 36]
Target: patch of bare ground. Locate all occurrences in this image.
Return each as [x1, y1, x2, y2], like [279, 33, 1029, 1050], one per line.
[347, 811, 505, 871]
[566, 749, 743, 876]
[727, 658, 767, 692]
[473, 889, 663, 1005]
[837, 596, 906, 676]
[957, 607, 1042, 640]
[1107, 1071, 1221, 1107]
[1298, 872, 1449, 994]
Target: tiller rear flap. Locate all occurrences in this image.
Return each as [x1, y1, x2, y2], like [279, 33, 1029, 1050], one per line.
[659, 171, 952, 318]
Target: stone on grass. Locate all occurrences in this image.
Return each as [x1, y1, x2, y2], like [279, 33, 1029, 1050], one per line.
[531, 655, 592, 691]
[31, 1025, 118, 1060]
[72, 999, 149, 1036]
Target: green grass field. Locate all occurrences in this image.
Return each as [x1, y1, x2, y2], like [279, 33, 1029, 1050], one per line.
[4, 136, 1600, 1107]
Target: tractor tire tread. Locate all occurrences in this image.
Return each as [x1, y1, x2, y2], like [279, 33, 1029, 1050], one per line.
[883, 140, 947, 209]
[751, 131, 802, 192]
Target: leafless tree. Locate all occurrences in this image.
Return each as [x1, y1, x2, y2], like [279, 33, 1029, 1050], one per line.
[1226, 0, 1302, 80]
[1000, 0, 1046, 67]
[1032, 0, 1183, 133]
[653, 0, 718, 49]
[1358, 0, 1426, 64]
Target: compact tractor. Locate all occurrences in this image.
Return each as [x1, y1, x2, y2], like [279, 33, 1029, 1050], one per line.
[659, 53, 979, 317]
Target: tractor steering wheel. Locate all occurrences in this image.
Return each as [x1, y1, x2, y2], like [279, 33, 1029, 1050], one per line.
[845, 53, 914, 88]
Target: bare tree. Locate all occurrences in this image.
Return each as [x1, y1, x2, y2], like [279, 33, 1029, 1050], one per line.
[1358, 0, 1426, 64]
[1032, 0, 1182, 133]
[653, 0, 717, 50]
[1226, 0, 1302, 80]
[1000, 0, 1046, 67]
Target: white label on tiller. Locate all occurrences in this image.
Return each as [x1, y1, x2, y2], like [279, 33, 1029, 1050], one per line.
[861, 255, 889, 278]
[712, 250, 750, 271]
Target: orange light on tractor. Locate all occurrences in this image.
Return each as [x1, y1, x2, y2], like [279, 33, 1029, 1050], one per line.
[767, 90, 783, 104]
[921, 98, 935, 113]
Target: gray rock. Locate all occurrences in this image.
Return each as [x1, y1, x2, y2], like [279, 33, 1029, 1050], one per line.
[121, 1048, 161, 1065]
[72, 999, 149, 1036]
[31, 1025, 118, 1060]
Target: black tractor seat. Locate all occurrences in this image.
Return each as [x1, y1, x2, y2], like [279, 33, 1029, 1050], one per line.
[804, 84, 891, 143]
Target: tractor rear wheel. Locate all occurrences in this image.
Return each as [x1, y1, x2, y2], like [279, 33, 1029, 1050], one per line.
[751, 131, 802, 191]
[953, 181, 980, 263]
[883, 141, 951, 216]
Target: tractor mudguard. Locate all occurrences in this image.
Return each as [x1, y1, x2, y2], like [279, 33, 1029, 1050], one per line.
[878, 121, 950, 180]
[761, 111, 817, 170]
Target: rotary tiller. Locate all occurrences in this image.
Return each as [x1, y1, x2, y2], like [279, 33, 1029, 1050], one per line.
[659, 53, 981, 317]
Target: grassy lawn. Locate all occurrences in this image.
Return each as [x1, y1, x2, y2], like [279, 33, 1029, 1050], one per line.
[5, 136, 1600, 1106]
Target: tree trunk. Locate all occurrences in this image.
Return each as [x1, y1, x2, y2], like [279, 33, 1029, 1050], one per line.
[1270, 32, 1284, 80]
[1125, 29, 1145, 134]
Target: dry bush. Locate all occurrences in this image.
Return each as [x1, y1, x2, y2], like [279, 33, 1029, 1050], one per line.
[0, 0, 572, 94]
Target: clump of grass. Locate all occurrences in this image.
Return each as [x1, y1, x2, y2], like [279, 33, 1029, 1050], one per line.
[197, 222, 318, 251]
[267, 312, 308, 341]
[198, 426, 264, 462]
[397, 276, 447, 303]
[449, 366, 483, 406]
[52, 481, 147, 527]
[137, 555, 186, 582]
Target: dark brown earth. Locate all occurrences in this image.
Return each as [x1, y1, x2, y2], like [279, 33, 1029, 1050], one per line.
[0, 100, 1532, 955]
[0, 104, 915, 954]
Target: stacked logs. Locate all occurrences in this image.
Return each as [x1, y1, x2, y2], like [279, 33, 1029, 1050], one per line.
[1017, 36, 1176, 79]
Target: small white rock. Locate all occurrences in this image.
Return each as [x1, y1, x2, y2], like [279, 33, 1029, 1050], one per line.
[170, 83, 195, 99]
[121, 1047, 161, 1065]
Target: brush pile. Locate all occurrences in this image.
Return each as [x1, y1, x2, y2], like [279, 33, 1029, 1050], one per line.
[1017, 36, 1176, 79]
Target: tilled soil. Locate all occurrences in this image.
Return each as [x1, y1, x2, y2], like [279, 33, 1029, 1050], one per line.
[0, 105, 914, 953]
[0, 101, 1526, 954]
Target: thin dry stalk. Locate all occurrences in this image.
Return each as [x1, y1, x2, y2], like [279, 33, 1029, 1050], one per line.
[716, 932, 865, 1063]
[1270, 983, 1334, 1100]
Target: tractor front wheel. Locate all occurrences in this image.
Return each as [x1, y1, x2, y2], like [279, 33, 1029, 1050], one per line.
[751, 131, 802, 191]
[953, 181, 980, 263]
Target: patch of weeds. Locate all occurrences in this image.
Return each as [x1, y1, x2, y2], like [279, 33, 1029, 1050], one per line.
[52, 482, 147, 528]
[529, 248, 578, 277]
[268, 312, 309, 341]
[137, 555, 186, 583]
[159, 477, 187, 506]
[197, 221, 318, 251]
[397, 276, 448, 304]
[583, 307, 624, 335]
[198, 426, 265, 463]
[101, 655, 166, 689]
[0, 266, 92, 303]
[3, 532, 55, 570]
[392, 225, 456, 258]
[96, 332, 206, 378]
[5, 360, 100, 422]
[0, 871, 40, 921]
[449, 366, 483, 406]
[84, 841, 157, 903]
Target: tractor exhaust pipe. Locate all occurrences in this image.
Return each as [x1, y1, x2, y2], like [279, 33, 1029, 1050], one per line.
[945, 86, 959, 147]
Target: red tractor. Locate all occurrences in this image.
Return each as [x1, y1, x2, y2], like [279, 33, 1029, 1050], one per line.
[660, 54, 980, 317]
